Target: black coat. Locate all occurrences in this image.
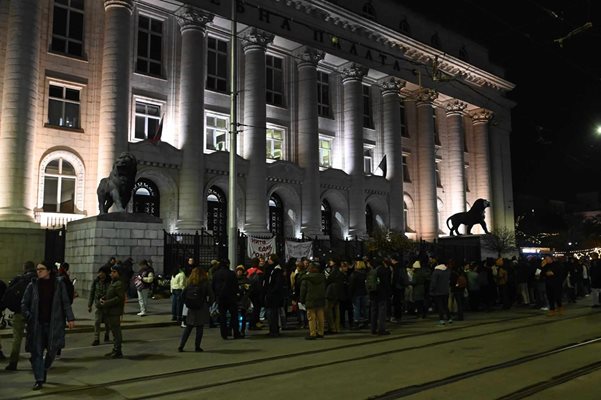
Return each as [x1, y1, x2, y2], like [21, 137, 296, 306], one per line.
[264, 265, 285, 308]
[212, 267, 238, 305]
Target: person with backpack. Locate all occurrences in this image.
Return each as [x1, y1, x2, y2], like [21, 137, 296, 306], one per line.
[22, 261, 75, 390]
[369, 257, 392, 335]
[2, 260, 36, 371]
[246, 258, 264, 330]
[98, 264, 125, 359]
[133, 260, 154, 316]
[179, 267, 213, 352]
[88, 266, 111, 346]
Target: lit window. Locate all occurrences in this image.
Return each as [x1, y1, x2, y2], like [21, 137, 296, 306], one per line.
[363, 85, 373, 129]
[51, 0, 84, 57]
[266, 55, 284, 106]
[47, 83, 81, 129]
[134, 100, 161, 140]
[400, 100, 408, 137]
[402, 155, 411, 182]
[266, 127, 284, 160]
[43, 158, 76, 213]
[136, 15, 163, 77]
[319, 136, 333, 168]
[207, 37, 228, 93]
[364, 146, 374, 174]
[317, 71, 331, 117]
[206, 112, 229, 152]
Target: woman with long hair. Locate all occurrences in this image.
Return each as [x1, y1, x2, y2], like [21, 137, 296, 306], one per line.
[179, 267, 213, 352]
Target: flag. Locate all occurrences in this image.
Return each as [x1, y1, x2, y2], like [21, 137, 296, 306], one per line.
[377, 154, 387, 177]
[149, 115, 163, 144]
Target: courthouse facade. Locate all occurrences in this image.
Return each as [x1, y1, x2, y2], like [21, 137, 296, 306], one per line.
[0, 0, 515, 275]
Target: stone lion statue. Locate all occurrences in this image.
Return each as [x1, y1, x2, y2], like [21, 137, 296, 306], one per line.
[446, 198, 490, 236]
[97, 152, 138, 214]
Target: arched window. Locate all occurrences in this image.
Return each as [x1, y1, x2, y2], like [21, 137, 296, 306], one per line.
[43, 158, 76, 213]
[321, 199, 332, 236]
[365, 204, 374, 236]
[269, 193, 284, 255]
[207, 186, 227, 243]
[133, 178, 160, 217]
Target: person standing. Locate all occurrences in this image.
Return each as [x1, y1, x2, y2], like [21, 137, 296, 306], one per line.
[134, 260, 154, 316]
[170, 265, 186, 322]
[430, 261, 452, 325]
[541, 255, 566, 316]
[590, 252, 601, 307]
[99, 265, 126, 358]
[264, 254, 285, 337]
[2, 261, 36, 371]
[369, 257, 392, 335]
[88, 266, 111, 346]
[179, 267, 213, 352]
[212, 260, 241, 339]
[21, 262, 75, 390]
[300, 262, 326, 339]
[324, 258, 343, 334]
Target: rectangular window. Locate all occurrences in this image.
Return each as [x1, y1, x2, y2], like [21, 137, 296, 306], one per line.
[134, 100, 161, 140]
[266, 127, 284, 160]
[435, 162, 443, 187]
[363, 85, 373, 129]
[402, 155, 411, 182]
[317, 71, 330, 117]
[206, 112, 229, 151]
[319, 136, 333, 168]
[400, 100, 408, 137]
[433, 108, 441, 145]
[136, 15, 163, 77]
[364, 147, 374, 174]
[207, 37, 228, 93]
[48, 83, 81, 129]
[266, 55, 284, 106]
[51, 0, 84, 57]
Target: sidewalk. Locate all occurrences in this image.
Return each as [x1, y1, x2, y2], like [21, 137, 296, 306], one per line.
[0, 295, 177, 338]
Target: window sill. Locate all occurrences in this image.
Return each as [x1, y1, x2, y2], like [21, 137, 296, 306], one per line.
[133, 72, 167, 81]
[44, 123, 84, 133]
[47, 50, 88, 63]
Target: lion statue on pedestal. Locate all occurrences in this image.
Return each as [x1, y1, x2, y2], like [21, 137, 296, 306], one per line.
[97, 152, 138, 214]
[446, 198, 490, 236]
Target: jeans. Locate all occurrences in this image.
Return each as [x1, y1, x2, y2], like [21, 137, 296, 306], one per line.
[171, 290, 183, 320]
[325, 299, 340, 332]
[352, 295, 369, 323]
[93, 309, 109, 340]
[137, 289, 149, 314]
[30, 323, 56, 383]
[106, 315, 123, 353]
[433, 295, 451, 321]
[9, 313, 26, 365]
[180, 325, 204, 350]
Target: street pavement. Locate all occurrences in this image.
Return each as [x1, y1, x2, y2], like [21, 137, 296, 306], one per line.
[2, 298, 601, 399]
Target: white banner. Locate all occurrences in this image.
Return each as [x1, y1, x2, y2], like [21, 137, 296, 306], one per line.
[285, 240, 313, 262]
[247, 236, 276, 259]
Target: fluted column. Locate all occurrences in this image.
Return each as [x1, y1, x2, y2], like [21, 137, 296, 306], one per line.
[175, 9, 213, 232]
[415, 89, 439, 240]
[296, 47, 324, 237]
[97, 0, 133, 183]
[242, 28, 274, 234]
[471, 108, 494, 230]
[380, 77, 406, 232]
[445, 99, 467, 222]
[341, 63, 368, 237]
[0, 0, 42, 223]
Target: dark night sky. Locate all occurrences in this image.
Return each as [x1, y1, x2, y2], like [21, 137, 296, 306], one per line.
[405, 0, 601, 200]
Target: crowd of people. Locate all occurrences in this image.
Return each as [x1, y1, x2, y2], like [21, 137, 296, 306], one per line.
[0, 250, 599, 391]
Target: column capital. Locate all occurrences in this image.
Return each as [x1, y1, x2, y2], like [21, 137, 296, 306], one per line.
[341, 63, 368, 83]
[470, 108, 494, 124]
[414, 88, 438, 106]
[295, 46, 325, 68]
[379, 77, 406, 96]
[104, 0, 134, 12]
[176, 7, 213, 33]
[241, 27, 275, 52]
[444, 99, 467, 116]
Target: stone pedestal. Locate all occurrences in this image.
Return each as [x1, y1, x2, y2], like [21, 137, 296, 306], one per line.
[0, 225, 44, 281]
[65, 213, 163, 296]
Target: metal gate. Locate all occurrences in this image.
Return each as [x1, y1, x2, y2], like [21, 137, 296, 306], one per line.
[45, 226, 66, 266]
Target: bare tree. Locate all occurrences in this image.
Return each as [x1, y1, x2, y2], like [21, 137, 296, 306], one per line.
[482, 227, 517, 258]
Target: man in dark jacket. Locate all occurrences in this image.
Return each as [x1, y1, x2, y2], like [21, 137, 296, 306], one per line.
[325, 258, 344, 334]
[99, 265, 126, 358]
[212, 260, 241, 339]
[264, 254, 285, 337]
[3, 261, 36, 371]
[370, 257, 392, 335]
[542, 255, 566, 316]
[22, 262, 75, 390]
[590, 253, 601, 307]
[430, 262, 451, 324]
[390, 254, 409, 323]
[88, 266, 111, 346]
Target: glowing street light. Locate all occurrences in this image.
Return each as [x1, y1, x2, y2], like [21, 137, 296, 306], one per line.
[596, 126, 601, 135]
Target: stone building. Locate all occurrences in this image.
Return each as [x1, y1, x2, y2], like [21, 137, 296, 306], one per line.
[0, 0, 515, 279]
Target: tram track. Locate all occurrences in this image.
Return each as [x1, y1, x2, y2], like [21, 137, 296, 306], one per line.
[20, 311, 595, 399]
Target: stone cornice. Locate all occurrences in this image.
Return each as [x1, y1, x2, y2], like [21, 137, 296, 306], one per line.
[470, 108, 494, 124]
[104, 0, 134, 13]
[444, 99, 468, 115]
[379, 77, 406, 96]
[295, 46, 325, 68]
[241, 27, 275, 52]
[176, 7, 213, 33]
[340, 63, 368, 83]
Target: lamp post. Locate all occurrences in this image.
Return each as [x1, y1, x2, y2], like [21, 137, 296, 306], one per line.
[227, 0, 238, 267]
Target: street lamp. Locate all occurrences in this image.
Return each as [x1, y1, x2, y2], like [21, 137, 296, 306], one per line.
[596, 126, 601, 135]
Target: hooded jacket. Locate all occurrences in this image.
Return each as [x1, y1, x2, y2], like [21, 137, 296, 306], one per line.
[300, 271, 326, 308]
[429, 264, 451, 296]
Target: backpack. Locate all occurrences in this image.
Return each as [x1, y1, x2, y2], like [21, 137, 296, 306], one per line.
[1, 275, 29, 312]
[365, 268, 380, 293]
[184, 285, 204, 310]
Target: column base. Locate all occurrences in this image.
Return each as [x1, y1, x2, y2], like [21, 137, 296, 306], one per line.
[175, 219, 205, 234]
[0, 207, 37, 226]
[243, 223, 270, 237]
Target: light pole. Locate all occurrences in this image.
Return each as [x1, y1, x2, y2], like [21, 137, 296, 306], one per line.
[227, 0, 238, 268]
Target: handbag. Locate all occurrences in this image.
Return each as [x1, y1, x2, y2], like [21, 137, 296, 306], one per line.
[209, 302, 220, 318]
